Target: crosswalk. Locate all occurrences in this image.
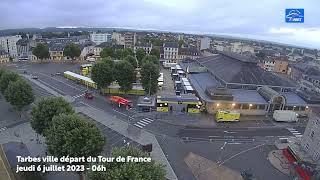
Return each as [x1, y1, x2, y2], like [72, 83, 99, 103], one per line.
[72, 93, 86, 99]
[0, 127, 7, 132]
[133, 117, 154, 129]
[286, 127, 303, 138]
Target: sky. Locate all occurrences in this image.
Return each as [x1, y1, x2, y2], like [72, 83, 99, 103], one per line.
[1, 0, 319, 49]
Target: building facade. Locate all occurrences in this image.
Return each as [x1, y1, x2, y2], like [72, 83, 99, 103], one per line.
[112, 32, 125, 45]
[124, 32, 136, 49]
[163, 42, 179, 62]
[200, 37, 211, 50]
[301, 117, 320, 164]
[0, 50, 10, 63]
[178, 47, 201, 60]
[90, 33, 112, 45]
[274, 57, 289, 74]
[134, 43, 152, 54]
[0, 35, 22, 57]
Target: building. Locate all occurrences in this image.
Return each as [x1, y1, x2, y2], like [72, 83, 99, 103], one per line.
[48, 43, 65, 61]
[262, 59, 275, 72]
[178, 52, 312, 115]
[90, 33, 112, 45]
[112, 32, 125, 45]
[274, 57, 289, 74]
[0, 49, 10, 63]
[134, 43, 152, 54]
[163, 42, 179, 62]
[124, 32, 136, 49]
[301, 117, 320, 164]
[178, 47, 201, 60]
[200, 37, 211, 50]
[0, 35, 22, 57]
[231, 42, 255, 54]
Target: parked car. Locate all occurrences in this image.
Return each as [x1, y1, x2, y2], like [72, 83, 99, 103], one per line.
[56, 72, 61, 75]
[31, 75, 38, 79]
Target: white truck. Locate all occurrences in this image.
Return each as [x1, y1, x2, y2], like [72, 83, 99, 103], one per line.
[273, 110, 298, 122]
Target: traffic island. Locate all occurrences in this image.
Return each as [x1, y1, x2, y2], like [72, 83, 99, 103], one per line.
[268, 150, 292, 176]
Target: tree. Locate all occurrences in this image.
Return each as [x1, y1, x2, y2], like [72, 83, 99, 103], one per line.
[0, 68, 7, 78]
[150, 48, 160, 59]
[122, 48, 134, 58]
[32, 44, 50, 62]
[88, 147, 166, 180]
[135, 48, 146, 67]
[124, 55, 138, 68]
[100, 47, 113, 58]
[0, 70, 19, 93]
[114, 49, 124, 60]
[142, 55, 159, 65]
[46, 114, 105, 180]
[30, 97, 74, 136]
[91, 61, 114, 89]
[63, 43, 81, 60]
[4, 79, 34, 111]
[178, 39, 184, 48]
[115, 61, 135, 92]
[140, 62, 160, 95]
[46, 114, 105, 158]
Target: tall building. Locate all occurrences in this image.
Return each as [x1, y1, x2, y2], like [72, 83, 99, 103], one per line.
[0, 35, 22, 57]
[163, 42, 179, 62]
[124, 32, 136, 49]
[112, 32, 125, 45]
[200, 37, 211, 50]
[301, 116, 320, 164]
[90, 32, 112, 45]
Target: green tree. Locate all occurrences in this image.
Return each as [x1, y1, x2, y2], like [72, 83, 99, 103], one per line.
[114, 49, 124, 60]
[63, 43, 81, 60]
[0, 70, 19, 93]
[91, 61, 114, 89]
[88, 147, 166, 180]
[135, 48, 146, 67]
[0, 68, 7, 78]
[115, 61, 135, 92]
[178, 39, 184, 48]
[122, 48, 134, 58]
[140, 62, 160, 95]
[46, 114, 105, 180]
[124, 55, 138, 68]
[100, 47, 114, 58]
[4, 79, 34, 111]
[32, 44, 50, 62]
[150, 48, 160, 59]
[31, 97, 74, 136]
[142, 55, 159, 65]
[46, 114, 105, 158]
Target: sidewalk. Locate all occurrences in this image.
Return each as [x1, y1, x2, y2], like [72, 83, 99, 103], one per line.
[75, 106, 178, 180]
[268, 150, 292, 176]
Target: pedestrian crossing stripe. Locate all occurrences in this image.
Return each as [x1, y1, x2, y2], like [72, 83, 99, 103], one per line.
[141, 119, 152, 123]
[290, 130, 299, 133]
[136, 122, 147, 126]
[133, 124, 143, 128]
[137, 121, 148, 126]
[0, 127, 7, 131]
[292, 132, 301, 135]
[143, 117, 154, 121]
[72, 93, 86, 99]
[295, 135, 303, 137]
[286, 128, 295, 131]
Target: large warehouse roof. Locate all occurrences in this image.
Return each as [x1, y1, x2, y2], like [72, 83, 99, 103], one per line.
[196, 54, 296, 87]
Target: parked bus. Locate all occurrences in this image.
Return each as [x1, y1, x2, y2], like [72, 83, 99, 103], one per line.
[64, 71, 97, 89]
[215, 110, 240, 122]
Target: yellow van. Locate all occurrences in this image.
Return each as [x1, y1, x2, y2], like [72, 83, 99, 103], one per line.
[215, 110, 240, 122]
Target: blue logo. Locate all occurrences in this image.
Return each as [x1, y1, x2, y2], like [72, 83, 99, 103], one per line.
[285, 9, 304, 23]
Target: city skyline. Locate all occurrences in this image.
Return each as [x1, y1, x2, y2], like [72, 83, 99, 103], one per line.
[1, 0, 319, 48]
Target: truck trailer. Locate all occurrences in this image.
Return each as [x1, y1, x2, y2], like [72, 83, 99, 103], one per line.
[273, 110, 298, 122]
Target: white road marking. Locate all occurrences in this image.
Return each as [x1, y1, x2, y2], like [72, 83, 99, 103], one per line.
[295, 135, 303, 138]
[134, 124, 143, 128]
[144, 117, 154, 121]
[73, 93, 86, 99]
[137, 121, 149, 125]
[292, 132, 301, 135]
[136, 122, 146, 126]
[141, 119, 152, 123]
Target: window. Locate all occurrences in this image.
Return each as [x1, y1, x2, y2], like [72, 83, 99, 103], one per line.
[305, 143, 310, 150]
[313, 152, 320, 161]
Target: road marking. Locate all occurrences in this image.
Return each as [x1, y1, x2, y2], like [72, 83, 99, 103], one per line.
[292, 132, 301, 135]
[0, 127, 7, 131]
[295, 135, 303, 138]
[112, 109, 129, 117]
[134, 123, 143, 128]
[136, 122, 147, 126]
[286, 128, 295, 131]
[290, 130, 299, 133]
[73, 93, 86, 99]
[144, 117, 154, 121]
[141, 119, 153, 123]
[219, 143, 266, 166]
[137, 120, 149, 125]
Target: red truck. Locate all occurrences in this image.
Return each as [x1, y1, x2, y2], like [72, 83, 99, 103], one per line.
[108, 96, 133, 109]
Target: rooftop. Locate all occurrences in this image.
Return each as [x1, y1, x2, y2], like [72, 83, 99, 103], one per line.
[196, 54, 296, 88]
[163, 42, 178, 48]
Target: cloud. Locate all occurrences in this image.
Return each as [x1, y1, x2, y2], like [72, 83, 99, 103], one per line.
[0, 0, 319, 48]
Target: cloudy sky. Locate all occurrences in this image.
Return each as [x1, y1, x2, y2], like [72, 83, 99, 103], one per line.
[1, 0, 319, 48]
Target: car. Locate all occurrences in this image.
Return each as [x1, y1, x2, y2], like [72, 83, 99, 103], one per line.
[56, 72, 61, 75]
[23, 71, 27, 74]
[31, 75, 38, 79]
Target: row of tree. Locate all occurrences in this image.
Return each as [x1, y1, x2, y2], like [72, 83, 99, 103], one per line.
[93, 47, 160, 94]
[30, 96, 165, 179]
[0, 68, 34, 113]
[32, 43, 81, 61]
